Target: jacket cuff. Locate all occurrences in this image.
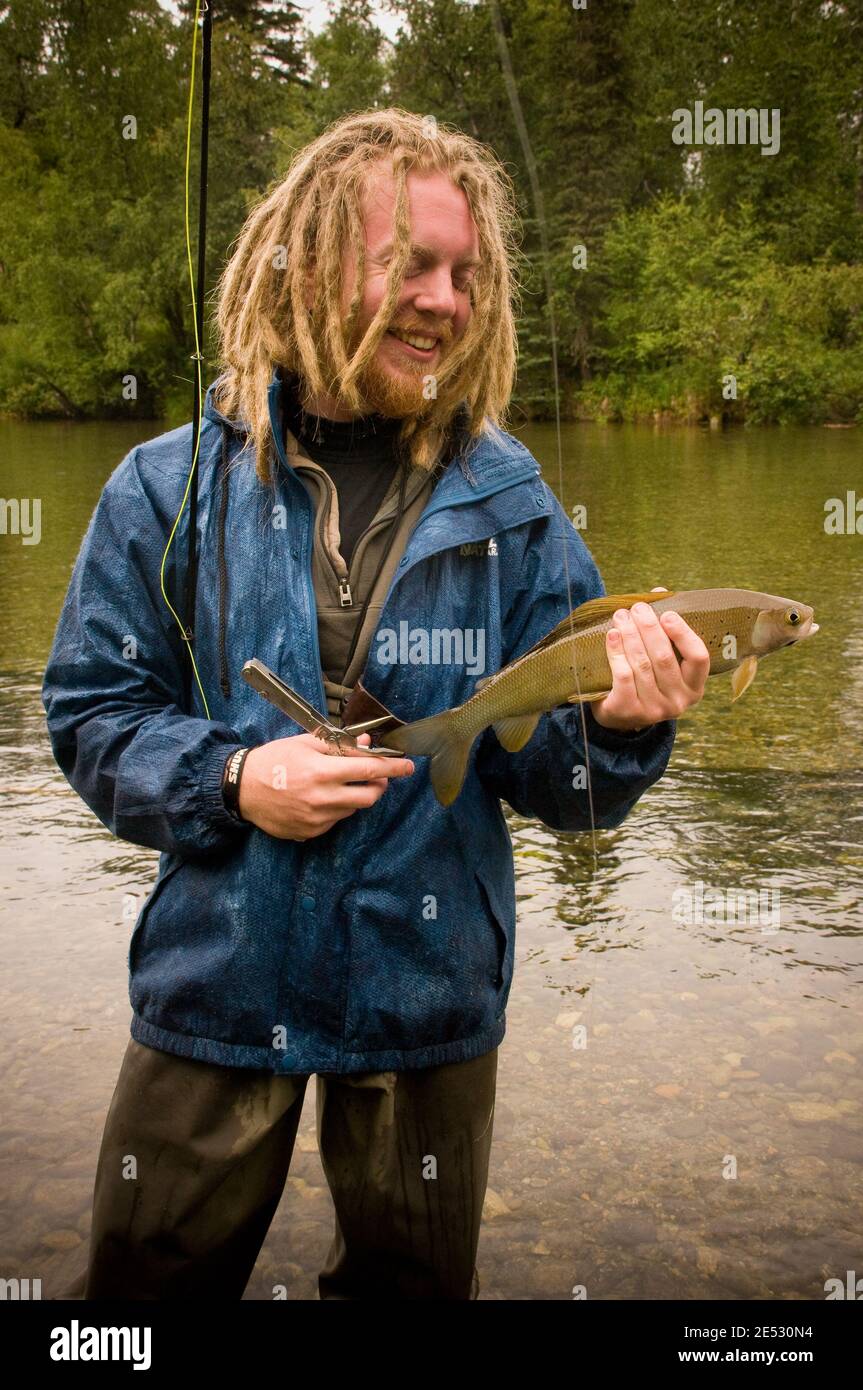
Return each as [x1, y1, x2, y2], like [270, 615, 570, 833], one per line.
[201, 741, 250, 836]
[583, 703, 674, 750]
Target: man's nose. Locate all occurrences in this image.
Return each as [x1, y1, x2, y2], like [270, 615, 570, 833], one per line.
[410, 267, 459, 321]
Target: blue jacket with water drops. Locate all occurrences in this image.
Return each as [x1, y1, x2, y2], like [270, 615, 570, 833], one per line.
[41, 370, 676, 1073]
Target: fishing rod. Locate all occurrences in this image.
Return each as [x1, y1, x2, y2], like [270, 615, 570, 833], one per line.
[159, 0, 213, 718]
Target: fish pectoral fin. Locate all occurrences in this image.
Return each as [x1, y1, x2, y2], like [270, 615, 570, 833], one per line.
[731, 655, 759, 702]
[493, 713, 542, 752]
[566, 688, 612, 704]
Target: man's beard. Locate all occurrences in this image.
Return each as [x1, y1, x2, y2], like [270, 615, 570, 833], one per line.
[313, 316, 452, 419]
[351, 340, 431, 418]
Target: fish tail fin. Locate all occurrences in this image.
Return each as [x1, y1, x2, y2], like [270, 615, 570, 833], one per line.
[384, 713, 474, 807]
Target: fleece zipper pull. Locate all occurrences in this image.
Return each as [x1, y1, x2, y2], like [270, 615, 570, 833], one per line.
[338, 578, 353, 607]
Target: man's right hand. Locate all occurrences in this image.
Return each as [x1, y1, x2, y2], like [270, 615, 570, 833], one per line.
[237, 732, 415, 841]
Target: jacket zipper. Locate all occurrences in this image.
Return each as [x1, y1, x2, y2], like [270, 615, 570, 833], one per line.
[302, 461, 420, 609]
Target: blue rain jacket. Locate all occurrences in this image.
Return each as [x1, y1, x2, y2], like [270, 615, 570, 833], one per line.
[42, 369, 676, 1073]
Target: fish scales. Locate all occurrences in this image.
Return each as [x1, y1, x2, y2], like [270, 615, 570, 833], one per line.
[381, 588, 819, 806]
[446, 591, 803, 738]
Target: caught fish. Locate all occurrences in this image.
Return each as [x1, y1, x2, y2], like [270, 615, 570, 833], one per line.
[382, 588, 819, 807]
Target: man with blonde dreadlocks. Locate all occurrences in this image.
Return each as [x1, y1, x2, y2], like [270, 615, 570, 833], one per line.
[43, 109, 707, 1301]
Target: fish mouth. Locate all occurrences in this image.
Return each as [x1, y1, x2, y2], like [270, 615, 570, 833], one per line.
[785, 618, 819, 646]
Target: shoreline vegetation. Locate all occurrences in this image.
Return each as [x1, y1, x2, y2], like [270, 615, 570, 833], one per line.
[1, 1, 860, 431]
[2, 408, 858, 430]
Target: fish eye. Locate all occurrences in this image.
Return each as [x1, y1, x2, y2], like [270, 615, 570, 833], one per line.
[787, 609, 800, 625]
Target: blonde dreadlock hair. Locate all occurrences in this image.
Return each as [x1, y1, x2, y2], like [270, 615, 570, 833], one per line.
[213, 107, 521, 483]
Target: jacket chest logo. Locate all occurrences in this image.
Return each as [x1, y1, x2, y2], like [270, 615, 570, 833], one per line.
[459, 537, 498, 557]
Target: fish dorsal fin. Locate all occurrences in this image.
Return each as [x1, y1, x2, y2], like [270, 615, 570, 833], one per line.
[518, 591, 679, 661]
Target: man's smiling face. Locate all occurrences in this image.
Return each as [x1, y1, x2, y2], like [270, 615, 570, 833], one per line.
[305, 160, 481, 421]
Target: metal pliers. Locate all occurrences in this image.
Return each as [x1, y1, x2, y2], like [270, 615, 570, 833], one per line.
[241, 659, 405, 757]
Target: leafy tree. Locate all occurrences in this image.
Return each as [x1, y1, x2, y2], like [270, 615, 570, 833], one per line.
[0, 0, 860, 424]
[177, 0, 309, 83]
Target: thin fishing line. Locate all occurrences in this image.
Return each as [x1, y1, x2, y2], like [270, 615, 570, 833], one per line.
[488, 0, 598, 872]
[488, 3, 609, 1055]
[159, 0, 211, 720]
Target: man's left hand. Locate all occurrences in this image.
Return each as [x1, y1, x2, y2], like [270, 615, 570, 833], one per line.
[590, 590, 710, 733]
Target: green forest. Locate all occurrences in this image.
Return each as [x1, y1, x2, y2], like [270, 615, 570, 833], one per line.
[1, 0, 861, 426]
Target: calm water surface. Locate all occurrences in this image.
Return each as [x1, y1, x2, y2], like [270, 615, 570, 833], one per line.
[1, 417, 861, 1299]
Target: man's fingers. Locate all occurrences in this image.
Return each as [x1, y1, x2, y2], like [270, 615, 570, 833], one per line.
[611, 606, 662, 703]
[603, 626, 639, 701]
[325, 781, 390, 814]
[626, 601, 688, 700]
[318, 748, 415, 782]
[293, 730, 413, 781]
[658, 611, 711, 691]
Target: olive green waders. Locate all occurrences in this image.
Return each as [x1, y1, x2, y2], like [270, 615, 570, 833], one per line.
[69, 1039, 498, 1300]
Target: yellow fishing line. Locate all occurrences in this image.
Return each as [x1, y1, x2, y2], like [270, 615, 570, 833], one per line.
[159, 0, 211, 720]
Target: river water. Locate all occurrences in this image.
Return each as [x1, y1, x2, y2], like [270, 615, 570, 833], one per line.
[1, 417, 860, 1300]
